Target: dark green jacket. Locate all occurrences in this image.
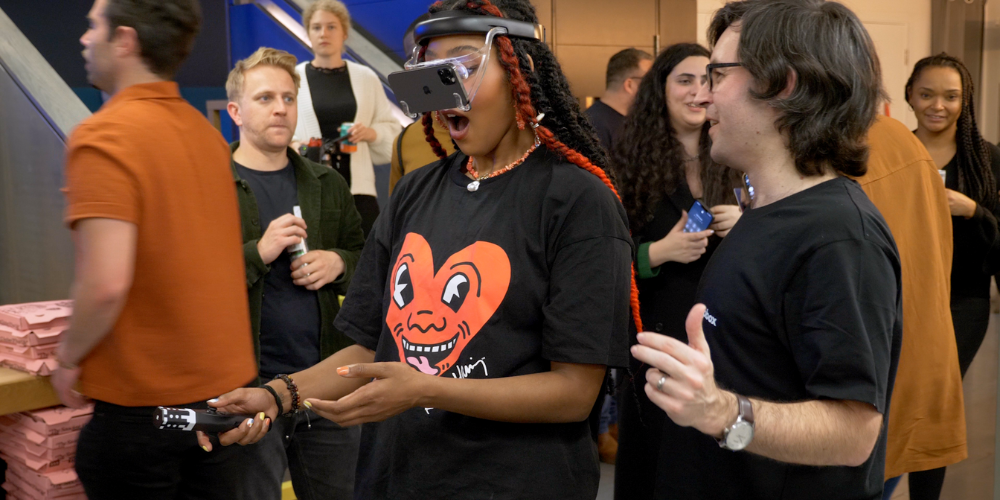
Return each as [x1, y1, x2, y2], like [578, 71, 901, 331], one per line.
[231, 142, 365, 379]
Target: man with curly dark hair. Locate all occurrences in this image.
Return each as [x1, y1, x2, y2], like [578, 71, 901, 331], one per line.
[631, 1, 902, 498]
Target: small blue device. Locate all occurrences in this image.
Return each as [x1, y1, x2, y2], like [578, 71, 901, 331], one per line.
[684, 201, 714, 233]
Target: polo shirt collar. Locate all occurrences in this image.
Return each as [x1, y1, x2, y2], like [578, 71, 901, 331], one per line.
[106, 81, 181, 107]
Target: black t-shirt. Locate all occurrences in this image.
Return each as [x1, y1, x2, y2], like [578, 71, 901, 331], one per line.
[334, 148, 632, 499]
[235, 162, 321, 379]
[585, 100, 624, 155]
[942, 141, 1000, 299]
[306, 63, 355, 184]
[654, 177, 902, 500]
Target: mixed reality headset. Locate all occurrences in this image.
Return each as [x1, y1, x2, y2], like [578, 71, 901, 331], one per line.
[388, 11, 546, 118]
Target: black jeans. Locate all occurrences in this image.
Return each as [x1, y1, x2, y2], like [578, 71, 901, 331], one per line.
[951, 296, 991, 376]
[76, 400, 249, 500]
[238, 409, 360, 500]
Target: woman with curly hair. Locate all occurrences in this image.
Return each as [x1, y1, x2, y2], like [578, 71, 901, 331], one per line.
[883, 52, 1000, 500]
[200, 0, 640, 498]
[610, 43, 742, 500]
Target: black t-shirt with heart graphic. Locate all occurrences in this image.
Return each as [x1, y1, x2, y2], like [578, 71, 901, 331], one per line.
[334, 147, 632, 499]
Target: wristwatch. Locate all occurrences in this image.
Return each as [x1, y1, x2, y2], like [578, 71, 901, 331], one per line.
[718, 394, 754, 451]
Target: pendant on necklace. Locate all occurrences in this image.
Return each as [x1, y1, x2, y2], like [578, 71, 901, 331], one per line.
[467, 180, 480, 192]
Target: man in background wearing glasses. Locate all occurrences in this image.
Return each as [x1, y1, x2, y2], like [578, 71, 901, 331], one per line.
[629, 1, 902, 499]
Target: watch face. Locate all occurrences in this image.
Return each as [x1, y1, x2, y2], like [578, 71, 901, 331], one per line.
[725, 421, 754, 451]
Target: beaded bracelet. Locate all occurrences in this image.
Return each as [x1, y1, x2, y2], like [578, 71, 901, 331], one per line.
[275, 374, 300, 413]
[262, 384, 283, 416]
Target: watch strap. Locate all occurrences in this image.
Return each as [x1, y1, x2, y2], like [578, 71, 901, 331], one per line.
[718, 394, 754, 450]
[737, 394, 754, 424]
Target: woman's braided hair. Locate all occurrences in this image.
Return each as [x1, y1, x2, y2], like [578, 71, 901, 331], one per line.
[906, 53, 997, 209]
[420, 0, 642, 331]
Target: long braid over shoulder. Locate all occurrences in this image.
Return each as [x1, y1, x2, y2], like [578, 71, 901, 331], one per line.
[422, 0, 643, 331]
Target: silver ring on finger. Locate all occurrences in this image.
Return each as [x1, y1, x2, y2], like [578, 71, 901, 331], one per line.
[306, 272, 311, 277]
[656, 376, 667, 392]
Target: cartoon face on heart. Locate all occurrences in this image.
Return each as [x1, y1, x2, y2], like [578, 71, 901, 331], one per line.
[386, 233, 511, 376]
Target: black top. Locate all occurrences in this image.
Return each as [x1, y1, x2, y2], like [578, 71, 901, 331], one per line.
[234, 162, 321, 379]
[655, 177, 902, 500]
[615, 182, 723, 499]
[334, 148, 633, 499]
[306, 63, 355, 183]
[585, 99, 625, 154]
[634, 183, 722, 339]
[942, 141, 1000, 299]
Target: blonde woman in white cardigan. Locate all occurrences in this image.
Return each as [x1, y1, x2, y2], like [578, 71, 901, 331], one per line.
[293, 0, 400, 236]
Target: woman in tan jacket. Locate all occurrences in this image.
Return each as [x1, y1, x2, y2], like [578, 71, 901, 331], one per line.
[860, 115, 967, 500]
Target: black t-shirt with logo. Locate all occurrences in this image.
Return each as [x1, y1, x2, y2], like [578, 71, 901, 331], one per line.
[334, 148, 632, 499]
[653, 177, 902, 500]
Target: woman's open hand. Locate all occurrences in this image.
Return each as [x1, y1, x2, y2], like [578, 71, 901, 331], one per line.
[304, 362, 427, 427]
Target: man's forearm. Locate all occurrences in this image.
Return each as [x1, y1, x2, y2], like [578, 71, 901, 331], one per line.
[739, 395, 883, 467]
[58, 281, 129, 366]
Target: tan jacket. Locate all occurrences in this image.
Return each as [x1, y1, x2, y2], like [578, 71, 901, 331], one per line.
[858, 115, 967, 477]
[389, 118, 456, 195]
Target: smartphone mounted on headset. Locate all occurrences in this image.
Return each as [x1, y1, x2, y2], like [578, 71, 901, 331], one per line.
[388, 64, 471, 118]
[388, 11, 545, 118]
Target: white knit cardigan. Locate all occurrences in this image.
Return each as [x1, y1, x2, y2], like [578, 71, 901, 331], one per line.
[294, 60, 401, 197]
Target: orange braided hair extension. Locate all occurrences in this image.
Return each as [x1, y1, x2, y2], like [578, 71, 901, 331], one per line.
[422, 112, 448, 159]
[470, 0, 644, 331]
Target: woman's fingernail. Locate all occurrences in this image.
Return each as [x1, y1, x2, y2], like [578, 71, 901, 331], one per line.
[337, 366, 350, 376]
[208, 398, 219, 403]
[246, 418, 254, 427]
[202, 445, 210, 452]
[304, 400, 313, 409]
[258, 412, 265, 420]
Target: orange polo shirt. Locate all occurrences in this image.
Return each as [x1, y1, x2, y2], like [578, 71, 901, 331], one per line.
[859, 115, 967, 477]
[63, 81, 255, 406]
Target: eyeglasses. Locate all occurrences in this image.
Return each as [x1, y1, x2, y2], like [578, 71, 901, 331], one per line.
[706, 62, 742, 91]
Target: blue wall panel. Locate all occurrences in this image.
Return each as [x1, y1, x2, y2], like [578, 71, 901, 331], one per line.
[229, 3, 314, 66]
[342, 0, 434, 60]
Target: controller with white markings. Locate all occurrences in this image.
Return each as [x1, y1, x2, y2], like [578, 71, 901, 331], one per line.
[153, 407, 249, 433]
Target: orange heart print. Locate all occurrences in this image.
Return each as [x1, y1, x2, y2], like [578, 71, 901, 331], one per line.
[386, 233, 511, 376]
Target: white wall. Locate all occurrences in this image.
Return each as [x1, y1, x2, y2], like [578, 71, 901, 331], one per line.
[696, 0, 931, 130]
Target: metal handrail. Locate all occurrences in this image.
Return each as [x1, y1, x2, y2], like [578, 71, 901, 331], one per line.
[0, 7, 90, 140]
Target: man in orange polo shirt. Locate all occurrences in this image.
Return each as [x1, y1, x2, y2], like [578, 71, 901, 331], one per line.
[52, 0, 257, 498]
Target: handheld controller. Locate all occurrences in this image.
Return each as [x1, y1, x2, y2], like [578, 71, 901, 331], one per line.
[153, 407, 249, 433]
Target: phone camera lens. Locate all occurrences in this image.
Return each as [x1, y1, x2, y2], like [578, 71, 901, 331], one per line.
[437, 68, 458, 85]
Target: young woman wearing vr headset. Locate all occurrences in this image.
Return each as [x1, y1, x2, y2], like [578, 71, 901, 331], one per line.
[200, 1, 641, 497]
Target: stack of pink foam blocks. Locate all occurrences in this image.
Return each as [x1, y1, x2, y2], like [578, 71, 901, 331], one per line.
[0, 301, 73, 376]
[0, 405, 91, 499]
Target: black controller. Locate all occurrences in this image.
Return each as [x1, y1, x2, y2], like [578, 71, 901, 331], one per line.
[153, 407, 250, 433]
